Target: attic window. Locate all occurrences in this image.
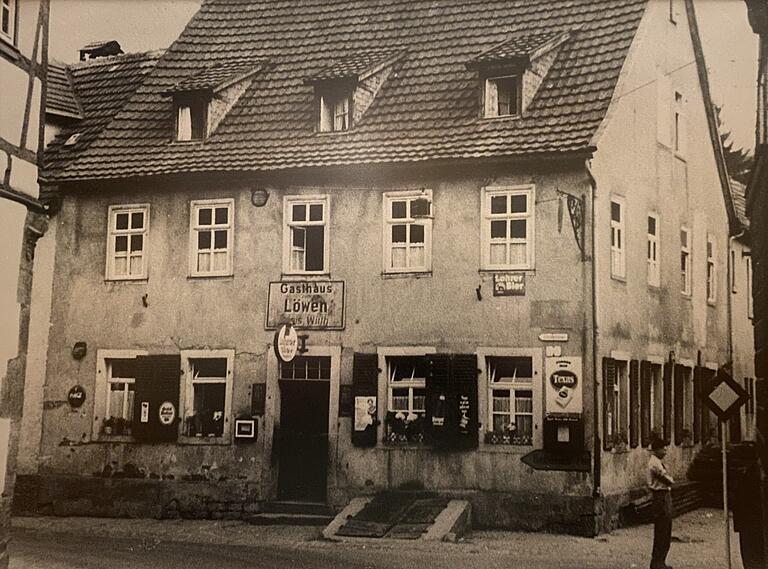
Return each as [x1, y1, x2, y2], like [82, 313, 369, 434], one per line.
[485, 75, 520, 118]
[319, 90, 352, 132]
[176, 97, 208, 141]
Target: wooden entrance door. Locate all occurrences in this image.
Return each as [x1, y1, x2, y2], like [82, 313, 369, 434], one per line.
[277, 356, 331, 502]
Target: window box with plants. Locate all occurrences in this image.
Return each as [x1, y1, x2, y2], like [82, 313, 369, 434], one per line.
[101, 417, 132, 437]
[384, 411, 425, 444]
[484, 423, 531, 446]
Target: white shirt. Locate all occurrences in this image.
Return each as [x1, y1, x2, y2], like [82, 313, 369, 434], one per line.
[648, 454, 674, 491]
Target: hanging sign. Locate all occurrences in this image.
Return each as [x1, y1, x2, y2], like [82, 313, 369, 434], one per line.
[493, 273, 526, 296]
[158, 401, 176, 426]
[266, 281, 345, 330]
[273, 324, 299, 363]
[545, 356, 583, 415]
[67, 385, 86, 409]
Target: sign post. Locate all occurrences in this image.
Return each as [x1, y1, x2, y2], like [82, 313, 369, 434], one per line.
[705, 368, 750, 569]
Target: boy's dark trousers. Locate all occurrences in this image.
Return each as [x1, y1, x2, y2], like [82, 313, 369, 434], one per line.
[651, 489, 673, 569]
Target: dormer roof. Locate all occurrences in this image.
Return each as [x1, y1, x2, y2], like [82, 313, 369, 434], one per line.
[305, 49, 407, 84]
[466, 30, 571, 69]
[166, 58, 270, 95]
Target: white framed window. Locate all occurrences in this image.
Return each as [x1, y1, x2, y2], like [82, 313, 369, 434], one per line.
[706, 235, 716, 303]
[175, 98, 208, 141]
[747, 256, 754, 318]
[319, 92, 351, 132]
[283, 195, 330, 274]
[478, 348, 542, 447]
[93, 349, 148, 439]
[1, 0, 15, 43]
[189, 199, 234, 277]
[382, 190, 432, 273]
[610, 197, 626, 279]
[647, 213, 660, 287]
[680, 226, 691, 295]
[674, 91, 687, 156]
[181, 349, 234, 438]
[106, 204, 149, 280]
[484, 75, 520, 118]
[481, 186, 535, 270]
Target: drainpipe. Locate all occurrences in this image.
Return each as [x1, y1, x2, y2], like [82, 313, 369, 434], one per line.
[585, 159, 600, 498]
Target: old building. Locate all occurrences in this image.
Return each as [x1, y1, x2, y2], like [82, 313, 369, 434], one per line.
[0, 0, 49, 567]
[18, 0, 743, 534]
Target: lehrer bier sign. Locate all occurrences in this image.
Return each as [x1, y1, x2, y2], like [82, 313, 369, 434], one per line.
[266, 281, 345, 330]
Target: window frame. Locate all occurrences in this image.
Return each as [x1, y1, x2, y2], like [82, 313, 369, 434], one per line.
[483, 74, 522, 119]
[706, 234, 717, 304]
[318, 89, 353, 133]
[680, 225, 692, 296]
[382, 190, 433, 274]
[180, 349, 235, 441]
[0, 0, 15, 44]
[480, 185, 535, 271]
[647, 212, 660, 287]
[610, 196, 627, 279]
[282, 194, 331, 275]
[674, 90, 687, 157]
[174, 96, 209, 142]
[606, 358, 629, 448]
[188, 198, 235, 278]
[93, 349, 148, 440]
[478, 347, 542, 449]
[105, 204, 150, 281]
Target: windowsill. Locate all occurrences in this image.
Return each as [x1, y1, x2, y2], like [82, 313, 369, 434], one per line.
[647, 283, 661, 291]
[169, 139, 206, 146]
[179, 435, 230, 446]
[707, 300, 717, 307]
[681, 292, 692, 300]
[315, 129, 352, 136]
[479, 268, 534, 274]
[480, 114, 522, 122]
[105, 276, 149, 283]
[188, 273, 234, 280]
[381, 270, 432, 279]
[610, 274, 627, 283]
[281, 273, 332, 279]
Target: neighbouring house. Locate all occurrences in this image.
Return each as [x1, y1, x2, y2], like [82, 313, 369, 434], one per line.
[17, 0, 747, 534]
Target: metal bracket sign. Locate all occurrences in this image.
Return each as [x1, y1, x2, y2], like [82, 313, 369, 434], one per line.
[705, 368, 749, 422]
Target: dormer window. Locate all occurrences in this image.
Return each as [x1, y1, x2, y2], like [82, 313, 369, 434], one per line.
[484, 75, 521, 118]
[176, 97, 208, 141]
[306, 49, 406, 134]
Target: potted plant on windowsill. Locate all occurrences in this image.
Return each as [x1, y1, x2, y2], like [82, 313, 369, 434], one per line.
[485, 422, 516, 445]
[384, 411, 424, 444]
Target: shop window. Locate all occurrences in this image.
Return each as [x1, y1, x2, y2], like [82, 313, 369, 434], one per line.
[485, 356, 534, 445]
[182, 350, 234, 438]
[680, 226, 691, 295]
[647, 213, 660, 287]
[106, 204, 149, 280]
[280, 356, 331, 380]
[1, 0, 15, 43]
[384, 355, 428, 443]
[189, 199, 234, 277]
[610, 197, 626, 279]
[383, 190, 432, 273]
[484, 75, 520, 118]
[481, 186, 535, 270]
[706, 235, 716, 303]
[603, 358, 629, 450]
[283, 195, 329, 274]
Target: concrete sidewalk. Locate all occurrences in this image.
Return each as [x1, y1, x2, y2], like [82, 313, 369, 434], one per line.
[11, 507, 745, 569]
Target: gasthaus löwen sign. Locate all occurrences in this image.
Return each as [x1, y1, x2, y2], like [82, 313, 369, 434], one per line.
[266, 281, 345, 330]
[544, 356, 583, 415]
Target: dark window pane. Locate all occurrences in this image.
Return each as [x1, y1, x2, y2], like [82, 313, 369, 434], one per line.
[510, 219, 526, 239]
[305, 226, 325, 271]
[292, 204, 306, 222]
[292, 227, 305, 248]
[109, 359, 136, 379]
[198, 230, 211, 250]
[214, 230, 228, 249]
[130, 234, 143, 251]
[680, 230, 687, 246]
[611, 201, 621, 222]
[648, 216, 656, 235]
[190, 100, 206, 140]
[488, 356, 533, 381]
[392, 201, 407, 219]
[388, 356, 428, 381]
[198, 207, 212, 226]
[191, 358, 227, 378]
[115, 235, 128, 252]
[510, 194, 527, 214]
[496, 76, 518, 115]
[2, 9, 8, 35]
[490, 220, 506, 239]
[491, 195, 506, 214]
[309, 204, 323, 221]
[130, 212, 144, 229]
[192, 383, 226, 436]
[392, 225, 407, 243]
[115, 213, 129, 230]
[410, 224, 425, 244]
[215, 207, 228, 225]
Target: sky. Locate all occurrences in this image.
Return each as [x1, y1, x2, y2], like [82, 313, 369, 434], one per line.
[44, 0, 759, 153]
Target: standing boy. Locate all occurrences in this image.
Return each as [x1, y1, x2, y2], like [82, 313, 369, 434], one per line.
[648, 438, 674, 569]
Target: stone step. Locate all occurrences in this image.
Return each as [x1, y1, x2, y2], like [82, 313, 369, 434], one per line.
[246, 512, 334, 526]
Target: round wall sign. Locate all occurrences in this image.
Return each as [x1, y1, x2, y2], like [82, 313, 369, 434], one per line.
[274, 324, 299, 363]
[158, 401, 176, 426]
[67, 385, 86, 408]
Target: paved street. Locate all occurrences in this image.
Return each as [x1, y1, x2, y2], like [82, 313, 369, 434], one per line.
[11, 508, 745, 569]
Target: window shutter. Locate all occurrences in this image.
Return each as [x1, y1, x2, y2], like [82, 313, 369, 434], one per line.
[451, 354, 479, 449]
[640, 360, 651, 447]
[132, 355, 181, 442]
[602, 358, 616, 450]
[352, 353, 379, 447]
[663, 363, 673, 442]
[425, 354, 452, 448]
[693, 366, 703, 444]
[629, 359, 640, 448]
[673, 365, 684, 445]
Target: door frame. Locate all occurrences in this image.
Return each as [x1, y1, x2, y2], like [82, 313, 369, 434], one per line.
[264, 344, 340, 502]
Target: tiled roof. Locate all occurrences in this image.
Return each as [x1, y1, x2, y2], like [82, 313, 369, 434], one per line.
[44, 51, 163, 178]
[47, 62, 82, 118]
[730, 179, 749, 229]
[169, 58, 269, 93]
[469, 31, 566, 65]
[307, 49, 406, 82]
[50, 0, 648, 182]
